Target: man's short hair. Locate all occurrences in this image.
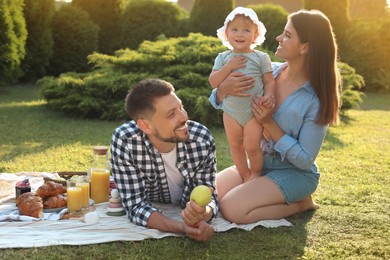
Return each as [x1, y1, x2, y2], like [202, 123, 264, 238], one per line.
[125, 79, 175, 120]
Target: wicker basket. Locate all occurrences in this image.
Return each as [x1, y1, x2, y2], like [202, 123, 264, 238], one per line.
[44, 171, 87, 186]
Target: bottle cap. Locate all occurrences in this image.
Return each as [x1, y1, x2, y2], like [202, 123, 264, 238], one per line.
[93, 146, 108, 155]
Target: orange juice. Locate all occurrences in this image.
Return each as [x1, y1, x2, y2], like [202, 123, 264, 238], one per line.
[77, 182, 90, 208]
[90, 169, 110, 203]
[67, 186, 82, 212]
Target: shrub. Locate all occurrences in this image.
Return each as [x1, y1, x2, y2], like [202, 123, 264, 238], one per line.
[72, 0, 124, 54]
[189, 0, 233, 36]
[48, 5, 99, 76]
[249, 4, 288, 52]
[121, 0, 188, 50]
[0, 0, 27, 84]
[338, 62, 365, 110]
[22, 0, 55, 80]
[39, 71, 151, 119]
[39, 33, 363, 127]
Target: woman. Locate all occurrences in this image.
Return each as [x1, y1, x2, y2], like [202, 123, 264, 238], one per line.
[209, 9, 340, 224]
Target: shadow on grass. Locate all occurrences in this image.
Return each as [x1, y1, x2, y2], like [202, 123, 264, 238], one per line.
[360, 92, 390, 111]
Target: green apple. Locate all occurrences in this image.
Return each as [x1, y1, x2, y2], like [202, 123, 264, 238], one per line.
[190, 185, 212, 207]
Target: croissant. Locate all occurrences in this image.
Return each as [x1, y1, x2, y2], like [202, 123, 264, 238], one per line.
[35, 181, 66, 199]
[43, 194, 67, 209]
[15, 192, 43, 218]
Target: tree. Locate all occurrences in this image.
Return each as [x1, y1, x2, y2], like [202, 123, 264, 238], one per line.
[189, 0, 234, 36]
[249, 4, 288, 52]
[0, 0, 27, 84]
[49, 5, 99, 75]
[22, 0, 55, 80]
[72, 0, 124, 54]
[303, 0, 350, 55]
[350, 0, 388, 18]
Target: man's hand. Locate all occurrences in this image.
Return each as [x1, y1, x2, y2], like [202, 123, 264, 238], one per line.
[184, 220, 215, 241]
[181, 200, 207, 226]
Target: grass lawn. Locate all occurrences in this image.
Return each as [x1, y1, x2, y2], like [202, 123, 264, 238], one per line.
[0, 84, 389, 259]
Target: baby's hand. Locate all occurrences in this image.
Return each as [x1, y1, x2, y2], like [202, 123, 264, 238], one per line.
[260, 95, 275, 108]
[225, 56, 246, 71]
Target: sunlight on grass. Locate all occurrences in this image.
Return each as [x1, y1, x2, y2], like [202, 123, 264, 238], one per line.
[0, 100, 46, 108]
[1, 143, 92, 172]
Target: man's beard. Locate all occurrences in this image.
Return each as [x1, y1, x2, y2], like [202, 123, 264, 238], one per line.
[153, 127, 189, 143]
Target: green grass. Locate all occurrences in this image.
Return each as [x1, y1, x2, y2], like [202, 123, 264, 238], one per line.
[1, 84, 389, 259]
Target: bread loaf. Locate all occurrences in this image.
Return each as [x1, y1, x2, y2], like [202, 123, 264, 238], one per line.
[15, 192, 43, 218]
[35, 181, 66, 198]
[43, 194, 67, 209]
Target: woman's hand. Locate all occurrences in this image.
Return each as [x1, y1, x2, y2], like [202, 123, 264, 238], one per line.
[225, 56, 247, 71]
[216, 72, 255, 103]
[252, 95, 276, 125]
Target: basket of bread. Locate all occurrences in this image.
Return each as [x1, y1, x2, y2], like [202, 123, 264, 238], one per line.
[43, 171, 87, 186]
[15, 181, 67, 218]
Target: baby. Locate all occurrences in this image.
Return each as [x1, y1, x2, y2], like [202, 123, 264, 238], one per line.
[209, 7, 275, 182]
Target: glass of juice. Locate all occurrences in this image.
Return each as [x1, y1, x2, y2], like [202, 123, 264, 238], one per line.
[76, 176, 90, 209]
[66, 179, 82, 214]
[90, 168, 110, 204]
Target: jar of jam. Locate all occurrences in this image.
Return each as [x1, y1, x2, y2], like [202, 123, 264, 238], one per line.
[15, 179, 31, 198]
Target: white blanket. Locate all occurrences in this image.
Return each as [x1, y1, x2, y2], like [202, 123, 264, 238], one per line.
[0, 172, 291, 248]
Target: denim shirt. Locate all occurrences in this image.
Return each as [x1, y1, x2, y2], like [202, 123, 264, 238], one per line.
[209, 62, 328, 170]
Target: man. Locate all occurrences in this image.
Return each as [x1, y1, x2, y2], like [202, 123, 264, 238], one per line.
[110, 79, 218, 241]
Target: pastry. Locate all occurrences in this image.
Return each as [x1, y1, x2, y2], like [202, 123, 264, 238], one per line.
[43, 194, 67, 209]
[15, 192, 43, 218]
[35, 181, 66, 199]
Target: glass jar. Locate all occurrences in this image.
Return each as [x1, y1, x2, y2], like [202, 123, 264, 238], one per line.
[88, 146, 110, 204]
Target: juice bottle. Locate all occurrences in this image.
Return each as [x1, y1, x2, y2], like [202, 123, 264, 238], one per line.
[89, 146, 110, 204]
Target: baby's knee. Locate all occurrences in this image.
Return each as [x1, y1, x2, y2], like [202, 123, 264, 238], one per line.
[245, 143, 262, 157]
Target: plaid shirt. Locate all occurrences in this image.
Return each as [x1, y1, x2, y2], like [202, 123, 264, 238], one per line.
[110, 120, 218, 227]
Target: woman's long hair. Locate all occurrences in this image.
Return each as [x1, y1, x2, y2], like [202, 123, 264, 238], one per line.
[290, 10, 340, 125]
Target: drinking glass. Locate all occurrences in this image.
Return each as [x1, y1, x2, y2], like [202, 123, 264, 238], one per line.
[66, 179, 82, 214]
[76, 176, 90, 209]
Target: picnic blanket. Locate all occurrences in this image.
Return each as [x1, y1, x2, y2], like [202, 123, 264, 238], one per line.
[0, 172, 291, 248]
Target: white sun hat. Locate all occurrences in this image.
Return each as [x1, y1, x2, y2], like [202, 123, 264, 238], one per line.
[217, 6, 267, 50]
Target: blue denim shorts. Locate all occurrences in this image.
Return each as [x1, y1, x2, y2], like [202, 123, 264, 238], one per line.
[263, 153, 320, 204]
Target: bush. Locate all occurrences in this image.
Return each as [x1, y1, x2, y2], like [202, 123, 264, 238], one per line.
[22, 0, 55, 80]
[249, 4, 288, 52]
[39, 71, 151, 119]
[338, 62, 365, 110]
[0, 0, 27, 84]
[121, 0, 189, 50]
[39, 33, 363, 127]
[48, 5, 99, 76]
[189, 0, 233, 36]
